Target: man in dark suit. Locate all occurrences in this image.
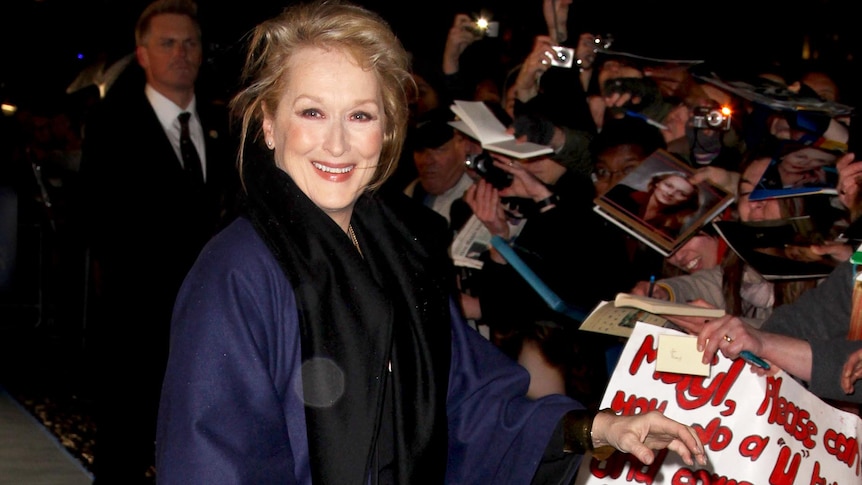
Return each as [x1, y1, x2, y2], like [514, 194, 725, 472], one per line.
[77, 0, 238, 482]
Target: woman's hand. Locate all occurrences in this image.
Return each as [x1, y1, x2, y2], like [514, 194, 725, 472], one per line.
[591, 410, 707, 467]
[807, 241, 853, 262]
[665, 311, 764, 367]
[443, 14, 480, 74]
[629, 281, 669, 300]
[512, 35, 556, 102]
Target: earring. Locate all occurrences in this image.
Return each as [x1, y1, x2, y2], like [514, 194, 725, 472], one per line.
[266, 140, 274, 149]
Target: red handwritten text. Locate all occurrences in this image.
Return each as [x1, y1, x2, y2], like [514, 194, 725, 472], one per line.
[822, 427, 860, 475]
[757, 376, 818, 449]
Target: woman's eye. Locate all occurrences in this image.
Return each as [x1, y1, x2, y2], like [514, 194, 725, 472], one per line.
[301, 109, 322, 118]
[351, 111, 374, 121]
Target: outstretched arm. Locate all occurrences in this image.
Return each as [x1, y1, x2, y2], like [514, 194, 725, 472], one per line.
[563, 409, 708, 467]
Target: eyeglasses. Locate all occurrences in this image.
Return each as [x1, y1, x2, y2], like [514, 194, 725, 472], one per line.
[592, 165, 637, 181]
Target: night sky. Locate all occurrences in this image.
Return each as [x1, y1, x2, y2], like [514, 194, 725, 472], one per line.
[2, 0, 859, 110]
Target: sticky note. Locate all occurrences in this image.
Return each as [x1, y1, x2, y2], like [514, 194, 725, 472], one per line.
[656, 334, 710, 377]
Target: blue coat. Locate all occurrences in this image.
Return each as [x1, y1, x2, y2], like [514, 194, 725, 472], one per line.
[156, 217, 584, 484]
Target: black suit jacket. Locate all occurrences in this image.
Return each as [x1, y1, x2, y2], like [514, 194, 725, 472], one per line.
[79, 84, 239, 362]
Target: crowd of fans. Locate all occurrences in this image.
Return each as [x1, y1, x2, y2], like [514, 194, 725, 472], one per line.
[386, 0, 862, 415]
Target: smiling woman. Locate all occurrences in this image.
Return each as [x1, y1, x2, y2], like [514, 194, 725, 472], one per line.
[154, 1, 707, 483]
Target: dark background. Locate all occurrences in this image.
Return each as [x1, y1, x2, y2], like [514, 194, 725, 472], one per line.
[1, 0, 860, 111]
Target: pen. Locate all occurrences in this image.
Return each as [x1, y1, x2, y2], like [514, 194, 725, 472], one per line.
[625, 110, 669, 131]
[648, 275, 655, 298]
[739, 350, 770, 370]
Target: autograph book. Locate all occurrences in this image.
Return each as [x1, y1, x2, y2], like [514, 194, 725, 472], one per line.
[613, 293, 725, 318]
[449, 100, 553, 159]
[577, 300, 671, 339]
[593, 149, 734, 257]
[711, 217, 839, 280]
[694, 73, 855, 117]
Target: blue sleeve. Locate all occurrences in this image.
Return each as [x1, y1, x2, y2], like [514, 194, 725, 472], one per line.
[445, 300, 583, 484]
[156, 220, 308, 485]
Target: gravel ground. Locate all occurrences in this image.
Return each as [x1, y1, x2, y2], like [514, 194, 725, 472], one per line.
[1, 320, 96, 476]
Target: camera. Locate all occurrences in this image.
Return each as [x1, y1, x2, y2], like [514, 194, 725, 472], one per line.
[692, 106, 732, 131]
[548, 45, 574, 68]
[465, 151, 512, 189]
[464, 18, 499, 38]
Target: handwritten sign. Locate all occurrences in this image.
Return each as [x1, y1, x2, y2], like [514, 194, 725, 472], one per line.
[576, 322, 862, 485]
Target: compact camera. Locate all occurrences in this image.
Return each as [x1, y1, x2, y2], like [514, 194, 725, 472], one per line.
[465, 151, 512, 189]
[692, 106, 732, 131]
[464, 18, 499, 38]
[548, 45, 575, 69]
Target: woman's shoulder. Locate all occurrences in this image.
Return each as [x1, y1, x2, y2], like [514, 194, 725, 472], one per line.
[191, 217, 284, 284]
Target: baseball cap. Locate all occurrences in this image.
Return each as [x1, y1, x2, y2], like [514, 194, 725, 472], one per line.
[409, 108, 456, 151]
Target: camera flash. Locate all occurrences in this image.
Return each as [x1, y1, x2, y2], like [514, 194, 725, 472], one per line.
[720, 106, 732, 116]
[475, 18, 489, 30]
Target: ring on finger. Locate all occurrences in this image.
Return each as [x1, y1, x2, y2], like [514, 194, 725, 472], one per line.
[723, 335, 733, 343]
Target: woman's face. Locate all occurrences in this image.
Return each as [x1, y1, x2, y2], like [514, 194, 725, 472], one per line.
[737, 158, 783, 222]
[779, 147, 836, 175]
[262, 47, 383, 227]
[653, 175, 695, 206]
[667, 233, 719, 273]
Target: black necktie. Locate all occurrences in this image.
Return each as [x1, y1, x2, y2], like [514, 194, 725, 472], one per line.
[178, 112, 203, 188]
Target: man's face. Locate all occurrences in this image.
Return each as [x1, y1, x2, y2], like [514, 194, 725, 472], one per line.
[136, 13, 202, 95]
[593, 144, 646, 196]
[413, 135, 468, 195]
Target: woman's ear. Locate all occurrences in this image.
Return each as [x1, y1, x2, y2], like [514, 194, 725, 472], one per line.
[262, 109, 274, 148]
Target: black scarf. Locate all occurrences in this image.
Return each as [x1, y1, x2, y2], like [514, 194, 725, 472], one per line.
[242, 154, 451, 484]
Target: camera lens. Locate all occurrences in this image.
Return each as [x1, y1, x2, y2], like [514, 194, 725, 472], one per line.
[465, 152, 512, 189]
[706, 110, 724, 127]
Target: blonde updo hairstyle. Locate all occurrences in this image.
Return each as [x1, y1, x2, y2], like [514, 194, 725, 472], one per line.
[229, 0, 413, 192]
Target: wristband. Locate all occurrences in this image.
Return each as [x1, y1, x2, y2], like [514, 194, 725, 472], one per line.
[534, 193, 559, 211]
[562, 408, 616, 460]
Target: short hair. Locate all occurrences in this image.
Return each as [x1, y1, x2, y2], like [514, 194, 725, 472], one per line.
[135, 0, 200, 47]
[229, 0, 413, 192]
